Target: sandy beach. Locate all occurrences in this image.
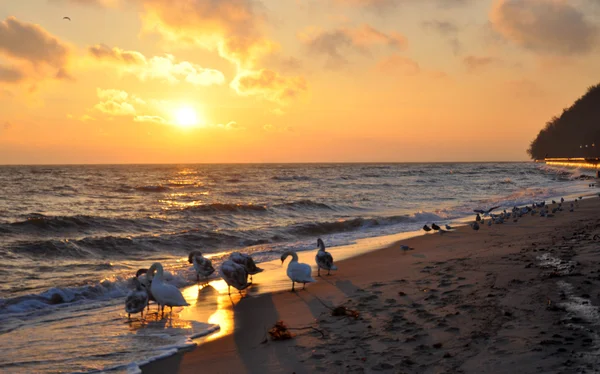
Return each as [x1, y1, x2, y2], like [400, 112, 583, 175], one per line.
[141, 196, 600, 374]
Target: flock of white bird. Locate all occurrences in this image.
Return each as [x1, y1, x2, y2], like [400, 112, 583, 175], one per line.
[125, 196, 591, 318]
[125, 237, 338, 318]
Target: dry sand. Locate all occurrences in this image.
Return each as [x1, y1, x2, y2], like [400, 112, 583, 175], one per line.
[143, 197, 600, 374]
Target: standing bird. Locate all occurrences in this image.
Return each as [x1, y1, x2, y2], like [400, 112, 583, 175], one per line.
[431, 223, 449, 234]
[63, 16, 71, 21]
[423, 225, 432, 232]
[229, 252, 263, 282]
[220, 260, 250, 296]
[148, 262, 189, 315]
[400, 245, 414, 252]
[125, 277, 149, 319]
[136, 268, 156, 311]
[315, 238, 337, 276]
[281, 250, 315, 292]
[188, 250, 215, 284]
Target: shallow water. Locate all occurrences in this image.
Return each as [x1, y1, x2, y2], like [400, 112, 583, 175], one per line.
[0, 162, 594, 372]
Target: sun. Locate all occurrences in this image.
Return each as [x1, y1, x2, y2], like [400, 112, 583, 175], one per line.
[175, 107, 199, 128]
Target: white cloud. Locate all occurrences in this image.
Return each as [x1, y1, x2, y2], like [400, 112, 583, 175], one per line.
[131, 54, 225, 86]
[134, 115, 166, 124]
[93, 88, 142, 116]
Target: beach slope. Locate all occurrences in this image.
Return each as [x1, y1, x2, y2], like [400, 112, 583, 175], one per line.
[144, 198, 600, 374]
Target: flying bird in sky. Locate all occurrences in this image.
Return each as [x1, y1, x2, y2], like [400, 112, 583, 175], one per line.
[63, 17, 71, 21]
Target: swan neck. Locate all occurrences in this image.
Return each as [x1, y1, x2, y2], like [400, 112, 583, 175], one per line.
[149, 263, 164, 280]
[282, 250, 299, 263]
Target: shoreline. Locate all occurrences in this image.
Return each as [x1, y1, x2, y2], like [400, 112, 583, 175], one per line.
[142, 196, 600, 374]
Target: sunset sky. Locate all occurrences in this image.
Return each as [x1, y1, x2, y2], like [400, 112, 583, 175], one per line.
[1, 0, 599, 164]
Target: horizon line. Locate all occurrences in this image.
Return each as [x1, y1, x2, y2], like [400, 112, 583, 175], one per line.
[0, 160, 533, 166]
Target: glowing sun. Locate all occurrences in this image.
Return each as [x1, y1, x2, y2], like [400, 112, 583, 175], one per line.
[175, 107, 199, 128]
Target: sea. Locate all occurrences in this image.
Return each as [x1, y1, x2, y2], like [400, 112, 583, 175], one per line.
[0, 163, 594, 373]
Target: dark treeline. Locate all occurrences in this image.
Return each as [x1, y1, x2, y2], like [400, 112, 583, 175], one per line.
[528, 83, 600, 160]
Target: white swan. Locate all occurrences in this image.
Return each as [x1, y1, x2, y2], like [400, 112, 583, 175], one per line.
[136, 268, 156, 311]
[315, 238, 337, 276]
[125, 277, 149, 319]
[148, 262, 189, 314]
[188, 250, 215, 284]
[220, 260, 250, 295]
[229, 252, 263, 282]
[281, 250, 315, 292]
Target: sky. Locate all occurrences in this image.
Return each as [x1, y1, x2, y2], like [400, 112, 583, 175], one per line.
[0, 0, 599, 164]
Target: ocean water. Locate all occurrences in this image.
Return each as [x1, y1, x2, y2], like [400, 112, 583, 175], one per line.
[0, 163, 594, 372]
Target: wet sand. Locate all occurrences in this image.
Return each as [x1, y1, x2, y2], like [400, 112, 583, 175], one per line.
[143, 197, 600, 374]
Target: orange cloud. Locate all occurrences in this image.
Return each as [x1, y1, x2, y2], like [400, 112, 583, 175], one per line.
[333, 0, 474, 11]
[88, 45, 225, 86]
[133, 115, 166, 124]
[88, 44, 146, 64]
[94, 88, 142, 116]
[463, 55, 498, 72]
[300, 24, 407, 65]
[56, 0, 120, 6]
[0, 16, 69, 67]
[0, 64, 24, 83]
[231, 69, 307, 104]
[490, 0, 598, 55]
[134, 54, 225, 86]
[138, 0, 273, 68]
[0, 16, 73, 83]
[210, 121, 243, 130]
[377, 54, 420, 75]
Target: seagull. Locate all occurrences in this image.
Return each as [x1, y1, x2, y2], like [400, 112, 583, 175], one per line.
[431, 223, 450, 234]
[63, 16, 71, 21]
[315, 238, 337, 276]
[423, 225, 432, 232]
[474, 206, 500, 216]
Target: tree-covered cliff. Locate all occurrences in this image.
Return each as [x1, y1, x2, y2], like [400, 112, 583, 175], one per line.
[528, 84, 600, 159]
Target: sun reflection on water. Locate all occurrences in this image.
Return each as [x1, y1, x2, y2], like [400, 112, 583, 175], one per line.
[206, 293, 234, 342]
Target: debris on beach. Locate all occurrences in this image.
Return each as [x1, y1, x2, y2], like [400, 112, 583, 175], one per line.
[268, 320, 295, 340]
[331, 305, 360, 319]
